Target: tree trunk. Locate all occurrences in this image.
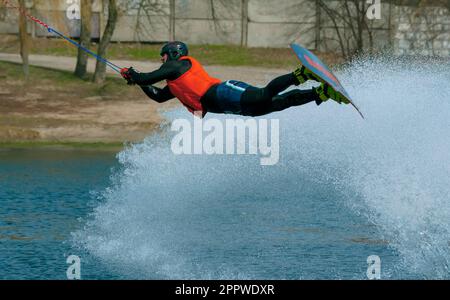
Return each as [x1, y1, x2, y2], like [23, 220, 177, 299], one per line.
[93, 0, 118, 84]
[18, 0, 29, 80]
[74, 0, 92, 78]
[241, 0, 248, 47]
[169, 0, 175, 40]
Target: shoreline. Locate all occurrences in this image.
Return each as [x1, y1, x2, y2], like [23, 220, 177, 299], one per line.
[0, 141, 126, 152]
[0, 54, 290, 148]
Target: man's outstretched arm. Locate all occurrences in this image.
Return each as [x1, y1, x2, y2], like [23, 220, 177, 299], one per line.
[140, 85, 175, 103]
[127, 61, 184, 86]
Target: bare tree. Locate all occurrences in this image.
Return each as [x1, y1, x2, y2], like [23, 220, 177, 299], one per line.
[18, 0, 30, 79]
[93, 0, 118, 84]
[317, 0, 377, 59]
[0, 3, 7, 21]
[74, 0, 92, 78]
[241, 0, 249, 46]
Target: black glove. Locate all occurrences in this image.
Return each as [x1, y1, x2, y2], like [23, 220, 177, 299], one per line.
[120, 67, 137, 85]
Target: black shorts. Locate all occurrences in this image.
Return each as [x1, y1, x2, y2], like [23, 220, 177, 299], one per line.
[201, 81, 268, 116]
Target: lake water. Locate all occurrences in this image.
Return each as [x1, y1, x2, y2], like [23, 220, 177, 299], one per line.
[0, 149, 120, 279]
[0, 148, 399, 279]
[1, 56, 449, 279]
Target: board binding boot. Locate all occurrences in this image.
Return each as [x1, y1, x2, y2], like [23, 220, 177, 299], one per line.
[313, 83, 350, 105]
[293, 65, 321, 84]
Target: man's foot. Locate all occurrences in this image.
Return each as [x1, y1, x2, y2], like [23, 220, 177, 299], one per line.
[293, 65, 321, 84]
[313, 83, 350, 104]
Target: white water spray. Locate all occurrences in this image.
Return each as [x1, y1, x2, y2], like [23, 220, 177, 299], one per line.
[73, 55, 450, 279]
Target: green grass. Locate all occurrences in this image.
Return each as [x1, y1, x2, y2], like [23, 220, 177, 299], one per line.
[104, 43, 297, 67]
[0, 60, 129, 98]
[1, 60, 84, 84]
[109, 43, 301, 68]
[1, 38, 310, 68]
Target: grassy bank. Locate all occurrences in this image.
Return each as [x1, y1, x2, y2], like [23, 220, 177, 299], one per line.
[0, 60, 128, 97]
[0, 36, 343, 68]
[0, 61, 165, 148]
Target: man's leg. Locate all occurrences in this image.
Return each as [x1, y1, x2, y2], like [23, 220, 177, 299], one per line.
[262, 73, 298, 99]
[245, 65, 322, 108]
[241, 73, 301, 111]
[241, 87, 322, 117]
[260, 66, 318, 99]
[270, 89, 322, 113]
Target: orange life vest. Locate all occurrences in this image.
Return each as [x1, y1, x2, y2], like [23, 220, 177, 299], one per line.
[166, 56, 221, 115]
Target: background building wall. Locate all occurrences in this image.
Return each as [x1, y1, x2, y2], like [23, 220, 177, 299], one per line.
[0, 0, 449, 57]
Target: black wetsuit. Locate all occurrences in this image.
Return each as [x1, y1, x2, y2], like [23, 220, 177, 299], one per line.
[129, 59, 321, 116]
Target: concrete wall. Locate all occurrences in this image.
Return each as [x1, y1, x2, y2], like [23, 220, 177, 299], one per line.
[0, 0, 449, 57]
[174, 0, 242, 45]
[246, 0, 316, 48]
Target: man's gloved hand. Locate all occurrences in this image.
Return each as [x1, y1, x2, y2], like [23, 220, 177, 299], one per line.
[120, 67, 137, 85]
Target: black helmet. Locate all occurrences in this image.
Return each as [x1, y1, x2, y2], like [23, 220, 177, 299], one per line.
[160, 41, 188, 61]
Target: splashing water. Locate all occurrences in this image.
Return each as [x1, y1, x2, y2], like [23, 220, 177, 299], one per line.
[72, 56, 450, 279]
[335, 56, 450, 278]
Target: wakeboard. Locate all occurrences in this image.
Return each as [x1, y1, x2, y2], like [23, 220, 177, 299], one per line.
[290, 43, 364, 119]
